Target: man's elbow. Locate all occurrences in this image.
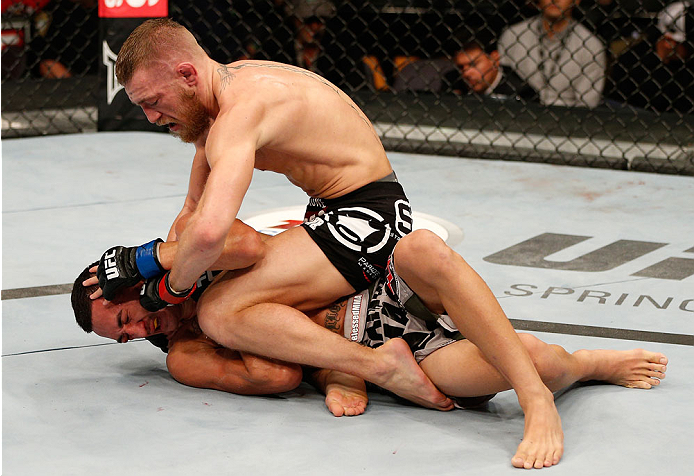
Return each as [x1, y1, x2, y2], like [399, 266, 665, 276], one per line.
[190, 221, 230, 254]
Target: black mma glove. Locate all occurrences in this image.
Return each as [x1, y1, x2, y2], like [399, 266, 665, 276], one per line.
[97, 239, 164, 300]
[140, 271, 197, 312]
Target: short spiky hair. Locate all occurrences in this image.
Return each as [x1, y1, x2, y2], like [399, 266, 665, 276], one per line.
[71, 262, 99, 333]
[115, 18, 199, 86]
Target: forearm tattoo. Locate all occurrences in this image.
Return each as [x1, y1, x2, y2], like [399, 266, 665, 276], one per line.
[324, 300, 346, 334]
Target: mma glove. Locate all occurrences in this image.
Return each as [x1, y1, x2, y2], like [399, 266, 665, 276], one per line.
[97, 239, 165, 300]
[140, 271, 197, 312]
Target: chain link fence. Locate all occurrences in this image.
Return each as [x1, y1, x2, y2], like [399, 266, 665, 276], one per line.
[2, 1, 693, 174]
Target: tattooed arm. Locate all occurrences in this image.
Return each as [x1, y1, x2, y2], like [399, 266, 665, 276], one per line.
[166, 319, 303, 395]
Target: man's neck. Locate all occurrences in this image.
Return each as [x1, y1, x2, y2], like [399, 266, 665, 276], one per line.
[181, 299, 197, 321]
[542, 16, 570, 38]
[200, 59, 221, 118]
[484, 67, 502, 95]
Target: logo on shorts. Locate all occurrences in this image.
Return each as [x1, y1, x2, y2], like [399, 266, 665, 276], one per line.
[357, 256, 381, 282]
[242, 206, 464, 246]
[385, 256, 398, 297]
[349, 293, 363, 341]
[326, 207, 391, 254]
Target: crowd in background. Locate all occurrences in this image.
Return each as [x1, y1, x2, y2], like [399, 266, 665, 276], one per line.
[2, 0, 693, 115]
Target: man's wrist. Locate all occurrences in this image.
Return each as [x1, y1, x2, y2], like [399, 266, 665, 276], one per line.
[135, 238, 165, 278]
[162, 272, 197, 301]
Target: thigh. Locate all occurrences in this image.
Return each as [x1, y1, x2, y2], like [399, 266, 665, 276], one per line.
[419, 339, 514, 398]
[204, 226, 356, 312]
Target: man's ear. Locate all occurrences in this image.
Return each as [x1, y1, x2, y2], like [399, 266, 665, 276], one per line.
[176, 62, 198, 86]
[490, 50, 500, 67]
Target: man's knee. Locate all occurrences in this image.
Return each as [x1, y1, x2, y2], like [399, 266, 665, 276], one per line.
[196, 290, 244, 347]
[395, 229, 456, 279]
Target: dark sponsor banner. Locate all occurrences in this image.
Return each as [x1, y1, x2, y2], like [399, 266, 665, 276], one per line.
[97, 2, 167, 132]
[98, 0, 167, 19]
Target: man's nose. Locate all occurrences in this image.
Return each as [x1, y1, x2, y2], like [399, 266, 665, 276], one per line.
[142, 106, 162, 124]
[125, 319, 149, 338]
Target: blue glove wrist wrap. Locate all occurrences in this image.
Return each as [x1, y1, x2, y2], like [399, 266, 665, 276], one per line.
[135, 238, 164, 279]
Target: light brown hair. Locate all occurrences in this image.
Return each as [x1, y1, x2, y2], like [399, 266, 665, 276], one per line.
[115, 18, 201, 86]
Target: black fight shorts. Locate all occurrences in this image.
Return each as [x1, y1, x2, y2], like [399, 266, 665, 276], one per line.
[301, 178, 412, 291]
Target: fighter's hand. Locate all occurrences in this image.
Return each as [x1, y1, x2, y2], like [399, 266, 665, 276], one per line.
[140, 272, 197, 312]
[82, 266, 102, 299]
[96, 239, 164, 301]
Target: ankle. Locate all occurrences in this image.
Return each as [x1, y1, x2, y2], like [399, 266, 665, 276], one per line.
[517, 387, 555, 410]
[572, 349, 600, 381]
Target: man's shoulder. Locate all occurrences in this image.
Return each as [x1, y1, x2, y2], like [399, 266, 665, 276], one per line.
[571, 21, 603, 46]
[502, 17, 536, 37]
[499, 17, 538, 51]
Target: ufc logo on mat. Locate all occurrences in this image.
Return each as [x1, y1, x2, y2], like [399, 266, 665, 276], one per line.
[484, 233, 694, 281]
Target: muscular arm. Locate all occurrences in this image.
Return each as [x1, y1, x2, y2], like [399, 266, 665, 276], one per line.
[85, 219, 265, 301]
[166, 320, 303, 395]
[159, 219, 266, 272]
[168, 104, 261, 292]
[167, 144, 211, 242]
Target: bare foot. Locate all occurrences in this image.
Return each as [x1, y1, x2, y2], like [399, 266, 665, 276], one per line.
[577, 349, 668, 389]
[374, 338, 454, 411]
[512, 391, 564, 469]
[323, 370, 368, 417]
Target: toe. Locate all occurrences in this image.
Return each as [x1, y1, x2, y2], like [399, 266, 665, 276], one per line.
[512, 454, 526, 469]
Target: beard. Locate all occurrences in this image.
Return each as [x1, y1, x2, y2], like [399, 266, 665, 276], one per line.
[173, 89, 211, 143]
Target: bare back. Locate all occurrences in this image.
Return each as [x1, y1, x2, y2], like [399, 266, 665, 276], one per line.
[213, 61, 392, 198]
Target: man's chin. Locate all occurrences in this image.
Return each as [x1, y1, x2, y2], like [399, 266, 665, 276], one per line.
[170, 128, 196, 144]
[171, 125, 209, 144]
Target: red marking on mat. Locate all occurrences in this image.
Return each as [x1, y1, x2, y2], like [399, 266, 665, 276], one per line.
[581, 192, 601, 202]
[139, 381, 148, 387]
[271, 220, 303, 229]
[157, 407, 164, 412]
[203, 402, 211, 406]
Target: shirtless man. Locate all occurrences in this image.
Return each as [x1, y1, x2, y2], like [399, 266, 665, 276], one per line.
[74, 229, 668, 464]
[95, 18, 573, 468]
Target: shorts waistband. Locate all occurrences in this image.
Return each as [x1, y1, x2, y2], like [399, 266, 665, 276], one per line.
[376, 171, 398, 183]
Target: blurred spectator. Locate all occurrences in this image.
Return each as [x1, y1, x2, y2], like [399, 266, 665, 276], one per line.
[27, 0, 97, 79]
[454, 42, 537, 100]
[392, 57, 460, 94]
[284, 0, 336, 71]
[498, 0, 607, 108]
[236, 0, 295, 63]
[39, 0, 97, 78]
[391, 41, 537, 101]
[2, 0, 52, 79]
[607, 1, 694, 114]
